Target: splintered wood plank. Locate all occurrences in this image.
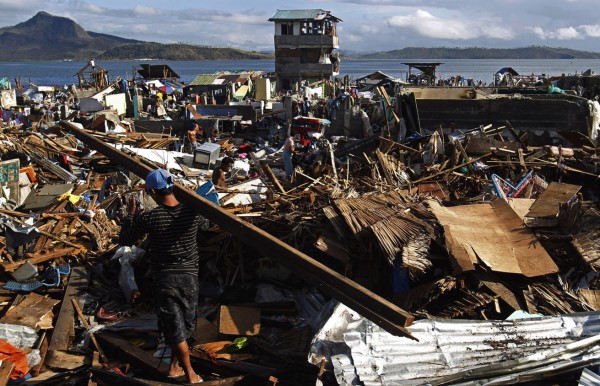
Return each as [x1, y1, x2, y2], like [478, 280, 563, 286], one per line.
[526, 182, 581, 219]
[1, 247, 81, 272]
[218, 306, 260, 336]
[30, 331, 48, 376]
[48, 266, 88, 352]
[95, 333, 170, 381]
[261, 163, 286, 194]
[0, 360, 15, 386]
[44, 219, 66, 249]
[0, 293, 59, 330]
[45, 350, 85, 370]
[375, 149, 394, 186]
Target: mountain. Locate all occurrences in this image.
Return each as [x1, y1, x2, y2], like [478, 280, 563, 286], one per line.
[359, 46, 600, 59]
[0, 12, 272, 61]
[97, 42, 272, 61]
[0, 11, 140, 60]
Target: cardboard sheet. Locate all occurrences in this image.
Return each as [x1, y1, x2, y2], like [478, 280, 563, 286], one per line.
[428, 200, 559, 277]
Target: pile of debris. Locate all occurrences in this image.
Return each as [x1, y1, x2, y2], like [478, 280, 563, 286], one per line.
[0, 73, 598, 385]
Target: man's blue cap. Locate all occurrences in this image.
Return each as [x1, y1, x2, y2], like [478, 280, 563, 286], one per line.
[145, 169, 174, 190]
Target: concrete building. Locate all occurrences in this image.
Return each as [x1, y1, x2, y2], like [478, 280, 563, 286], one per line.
[268, 9, 341, 91]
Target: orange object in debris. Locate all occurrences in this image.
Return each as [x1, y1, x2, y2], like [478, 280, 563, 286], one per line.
[20, 166, 37, 184]
[0, 338, 30, 379]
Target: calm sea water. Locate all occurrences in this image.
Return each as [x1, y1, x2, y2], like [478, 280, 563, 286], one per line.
[0, 59, 597, 88]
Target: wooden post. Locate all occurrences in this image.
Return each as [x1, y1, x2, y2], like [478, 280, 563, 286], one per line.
[71, 298, 108, 363]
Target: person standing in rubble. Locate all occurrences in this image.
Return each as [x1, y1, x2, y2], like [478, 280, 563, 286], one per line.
[119, 169, 208, 384]
[187, 122, 201, 153]
[283, 134, 295, 181]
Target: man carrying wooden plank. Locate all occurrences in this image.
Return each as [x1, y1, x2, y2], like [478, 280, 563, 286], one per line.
[119, 169, 209, 384]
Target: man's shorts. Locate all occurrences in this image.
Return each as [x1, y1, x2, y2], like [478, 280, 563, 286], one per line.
[153, 273, 199, 345]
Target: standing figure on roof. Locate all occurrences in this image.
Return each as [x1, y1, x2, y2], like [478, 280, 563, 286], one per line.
[119, 169, 209, 384]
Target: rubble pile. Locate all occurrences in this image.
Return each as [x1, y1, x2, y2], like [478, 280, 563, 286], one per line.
[0, 63, 597, 385]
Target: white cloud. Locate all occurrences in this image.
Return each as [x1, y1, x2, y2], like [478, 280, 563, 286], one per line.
[527, 26, 582, 40]
[580, 24, 600, 37]
[555, 26, 581, 40]
[132, 5, 162, 16]
[357, 24, 380, 34]
[388, 9, 514, 40]
[0, 0, 43, 11]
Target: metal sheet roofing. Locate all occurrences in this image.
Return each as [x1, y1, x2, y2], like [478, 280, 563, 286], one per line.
[268, 9, 341, 22]
[310, 304, 600, 385]
[219, 74, 249, 84]
[189, 74, 220, 86]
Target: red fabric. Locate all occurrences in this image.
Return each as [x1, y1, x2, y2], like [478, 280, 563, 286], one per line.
[0, 339, 29, 379]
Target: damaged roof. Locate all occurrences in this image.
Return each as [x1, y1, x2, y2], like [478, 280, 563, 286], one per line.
[269, 9, 342, 22]
[136, 64, 179, 80]
[189, 74, 221, 86]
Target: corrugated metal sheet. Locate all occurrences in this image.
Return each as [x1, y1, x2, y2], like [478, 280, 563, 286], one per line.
[189, 74, 220, 86]
[219, 74, 250, 84]
[310, 304, 600, 385]
[268, 9, 340, 21]
[579, 368, 600, 386]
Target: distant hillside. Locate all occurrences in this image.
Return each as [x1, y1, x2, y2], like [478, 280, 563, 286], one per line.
[0, 11, 140, 60]
[360, 46, 600, 59]
[0, 12, 273, 61]
[98, 42, 273, 61]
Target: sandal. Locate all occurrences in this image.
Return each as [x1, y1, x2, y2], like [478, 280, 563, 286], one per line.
[167, 370, 185, 378]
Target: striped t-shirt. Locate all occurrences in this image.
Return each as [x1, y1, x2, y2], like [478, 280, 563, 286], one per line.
[119, 203, 209, 277]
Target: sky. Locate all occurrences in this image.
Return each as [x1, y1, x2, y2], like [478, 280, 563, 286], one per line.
[1, 0, 599, 53]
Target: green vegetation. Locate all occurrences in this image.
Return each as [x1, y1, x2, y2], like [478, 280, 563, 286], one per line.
[97, 42, 273, 61]
[359, 46, 600, 59]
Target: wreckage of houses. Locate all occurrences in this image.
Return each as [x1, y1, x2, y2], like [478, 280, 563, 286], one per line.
[0, 8, 598, 386]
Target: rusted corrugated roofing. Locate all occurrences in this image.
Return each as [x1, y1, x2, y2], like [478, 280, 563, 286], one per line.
[268, 9, 341, 22]
[219, 74, 250, 84]
[189, 74, 220, 86]
[311, 304, 600, 385]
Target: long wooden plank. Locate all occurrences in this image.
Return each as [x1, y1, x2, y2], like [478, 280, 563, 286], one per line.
[95, 333, 170, 381]
[1, 247, 81, 272]
[47, 266, 88, 352]
[64, 121, 415, 339]
[91, 367, 246, 386]
[0, 361, 15, 386]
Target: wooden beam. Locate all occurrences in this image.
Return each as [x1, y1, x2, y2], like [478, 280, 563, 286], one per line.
[376, 86, 400, 124]
[64, 120, 416, 339]
[1, 247, 82, 272]
[71, 298, 108, 363]
[0, 361, 15, 386]
[95, 333, 171, 381]
[260, 163, 286, 194]
[48, 266, 88, 352]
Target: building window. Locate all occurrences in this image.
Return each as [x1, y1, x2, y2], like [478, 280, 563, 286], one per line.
[281, 22, 293, 35]
[301, 21, 315, 35]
